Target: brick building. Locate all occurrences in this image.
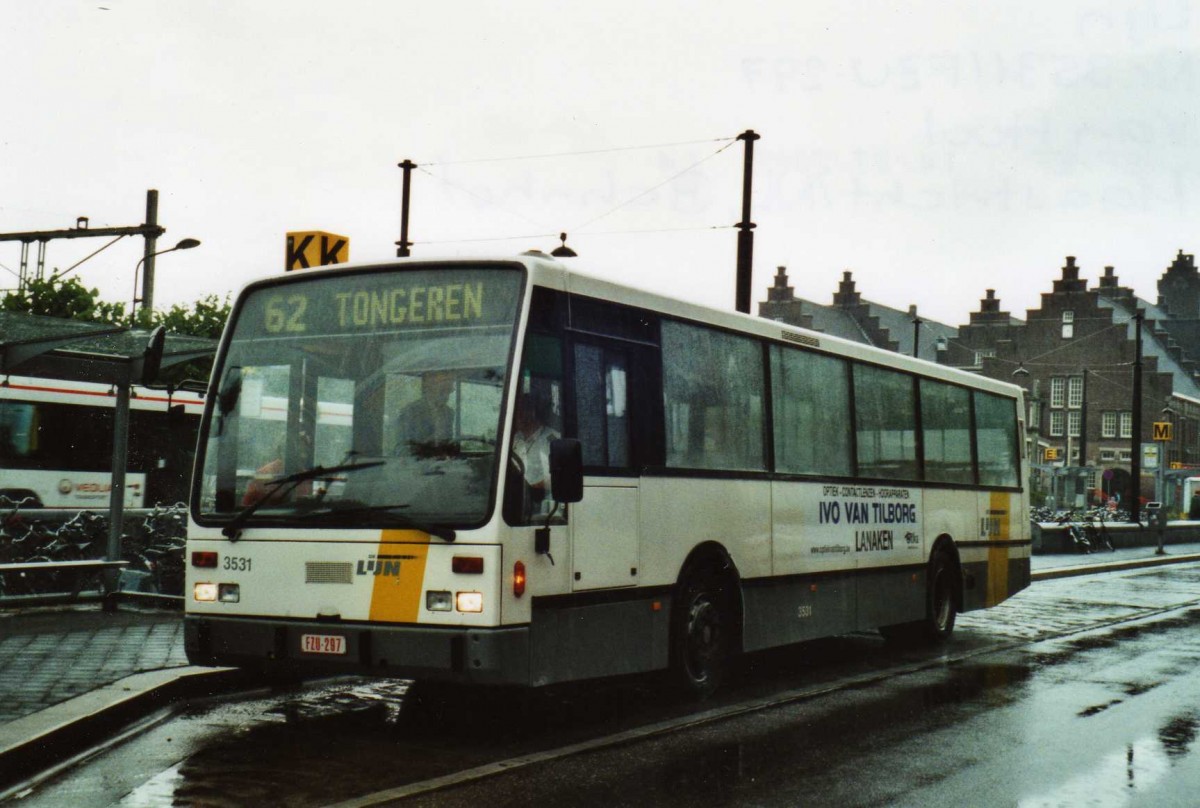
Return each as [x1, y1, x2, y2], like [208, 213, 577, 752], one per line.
[941, 256, 1200, 511]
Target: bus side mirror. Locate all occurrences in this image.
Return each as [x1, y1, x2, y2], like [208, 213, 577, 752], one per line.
[549, 438, 583, 503]
[140, 326, 166, 385]
[218, 366, 243, 416]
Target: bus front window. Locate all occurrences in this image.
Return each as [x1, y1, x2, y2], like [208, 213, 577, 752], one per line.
[197, 266, 523, 529]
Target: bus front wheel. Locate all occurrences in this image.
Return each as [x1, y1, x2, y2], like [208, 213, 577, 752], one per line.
[670, 566, 734, 699]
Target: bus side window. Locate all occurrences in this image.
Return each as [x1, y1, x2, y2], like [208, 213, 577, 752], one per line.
[505, 331, 564, 526]
[574, 343, 630, 469]
[0, 402, 35, 459]
[661, 321, 765, 472]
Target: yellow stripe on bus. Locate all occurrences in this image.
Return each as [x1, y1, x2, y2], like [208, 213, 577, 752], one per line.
[986, 491, 1010, 607]
[368, 530, 431, 623]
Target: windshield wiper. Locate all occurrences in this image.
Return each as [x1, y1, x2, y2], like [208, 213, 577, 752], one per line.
[221, 460, 384, 541]
[304, 503, 457, 542]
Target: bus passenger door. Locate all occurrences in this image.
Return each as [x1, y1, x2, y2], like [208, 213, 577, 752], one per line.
[569, 342, 640, 591]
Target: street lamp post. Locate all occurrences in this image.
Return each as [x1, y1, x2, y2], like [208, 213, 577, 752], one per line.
[133, 238, 200, 314]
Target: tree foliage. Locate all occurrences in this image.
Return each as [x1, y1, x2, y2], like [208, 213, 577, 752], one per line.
[153, 294, 232, 340]
[1, 276, 129, 324]
[1, 275, 230, 338]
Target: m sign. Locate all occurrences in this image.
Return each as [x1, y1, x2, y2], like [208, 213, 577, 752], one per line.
[1153, 421, 1173, 441]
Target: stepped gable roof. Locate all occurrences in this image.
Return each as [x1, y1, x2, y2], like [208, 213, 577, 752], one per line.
[1096, 296, 1200, 400]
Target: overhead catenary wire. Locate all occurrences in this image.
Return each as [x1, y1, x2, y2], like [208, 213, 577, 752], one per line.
[52, 235, 127, 280]
[413, 135, 741, 248]
[415, 166, 547, 230]
[421, 136, 737, 167]
[570, 139, 739, 232]
[415, 223, 734, 247]
[996, 321, 1133, 367]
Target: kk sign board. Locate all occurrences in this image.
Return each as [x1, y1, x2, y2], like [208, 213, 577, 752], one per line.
[286, 231, 349, 270]
[1153, 421, 1173, 442]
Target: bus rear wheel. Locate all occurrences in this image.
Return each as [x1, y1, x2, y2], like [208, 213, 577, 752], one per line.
[880, 547, 958, 645]
[924, 548, 958, 641]
[670, 567, 734, 699]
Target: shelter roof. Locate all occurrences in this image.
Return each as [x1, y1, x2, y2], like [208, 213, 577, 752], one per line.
[0, 310, 216, 386]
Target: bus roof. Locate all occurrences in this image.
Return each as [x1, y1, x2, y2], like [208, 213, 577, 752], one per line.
[244, 253, 1024, 400]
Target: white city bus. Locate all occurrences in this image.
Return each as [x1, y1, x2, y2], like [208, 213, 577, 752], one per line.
[0, 376, 204, 508]
[185, 254, 1030, 696]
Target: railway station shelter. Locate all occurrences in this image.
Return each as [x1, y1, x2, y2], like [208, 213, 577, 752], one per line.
[0, 310, 216, 560]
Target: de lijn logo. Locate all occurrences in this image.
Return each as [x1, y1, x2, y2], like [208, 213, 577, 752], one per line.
[356, 554, 417, 577]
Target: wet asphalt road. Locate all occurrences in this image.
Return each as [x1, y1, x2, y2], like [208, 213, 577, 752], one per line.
[14, 562, 1200, 807]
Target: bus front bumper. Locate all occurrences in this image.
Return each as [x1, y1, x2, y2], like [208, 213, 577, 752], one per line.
[184, 615, 531, 686]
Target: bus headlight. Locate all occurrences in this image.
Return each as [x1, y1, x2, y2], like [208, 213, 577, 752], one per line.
[426, 590, 453, 612]
[194, 582, 218, 602]
[456, 591, 483, 613]
[218, 584, 241, 603]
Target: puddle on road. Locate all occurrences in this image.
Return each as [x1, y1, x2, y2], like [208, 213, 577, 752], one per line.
[1028, 608, 1200, 672]
[1018, 711, 1200, 806]
[124, 673, 682, 807]
[1158, 713, 1198, 757]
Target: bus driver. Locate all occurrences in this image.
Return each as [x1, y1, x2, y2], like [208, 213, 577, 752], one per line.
[511, 390, 560, 510]
[395, 370, 455, 454]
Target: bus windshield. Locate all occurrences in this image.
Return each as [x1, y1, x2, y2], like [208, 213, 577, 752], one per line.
[196, 265, 524, 529]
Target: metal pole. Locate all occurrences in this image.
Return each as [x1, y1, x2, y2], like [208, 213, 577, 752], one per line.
[1131, 311, 1143, 524]
[734, 129, 760, 314]
[1079, 369, 1088, 485]
[106, 381, 131, 578]
[396, 160, 416, 258]
[140, 190, 160, 313]
[912, 314, 921, 358]
[1157, 439, 1166, 505]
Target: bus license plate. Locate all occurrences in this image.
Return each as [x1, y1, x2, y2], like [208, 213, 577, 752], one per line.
[301, 634, 346, 655]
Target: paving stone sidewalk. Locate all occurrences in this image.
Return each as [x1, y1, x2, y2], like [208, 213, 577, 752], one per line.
[0, 607, 187, 724]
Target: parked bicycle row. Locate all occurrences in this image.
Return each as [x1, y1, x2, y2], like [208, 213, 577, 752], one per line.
[0, 498, 186, 599]
[1030, 505, 1132, 525]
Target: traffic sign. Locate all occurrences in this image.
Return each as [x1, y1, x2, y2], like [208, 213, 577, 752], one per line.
[1153, 421, 1173, 441]
[286, 231, 349, 270]
[1143, 442, 1160, 469]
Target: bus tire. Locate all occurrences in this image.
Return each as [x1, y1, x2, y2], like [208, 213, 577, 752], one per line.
[880, 547, 958, 645]
[921, 547, 958, 642]
[670, 565, 734, 699]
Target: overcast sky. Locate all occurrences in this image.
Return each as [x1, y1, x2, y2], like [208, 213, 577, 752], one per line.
[4, 1, 1198, 326]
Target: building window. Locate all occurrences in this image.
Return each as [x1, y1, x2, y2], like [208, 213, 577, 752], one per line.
[1120, 411, 1133, 439]
[1050, 411, 1065, 437]
[1050, 377, 1065, 408]
[1099, 448, 1116, 462]
[1067, 376, 1083, 408]
[1118, 450, 1132, 462]
[1062, 310, 1075, 339]
[1068, 411, 1082, 437]
[973, 349, 995, 366]
[1102, 411, 1117, 438]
